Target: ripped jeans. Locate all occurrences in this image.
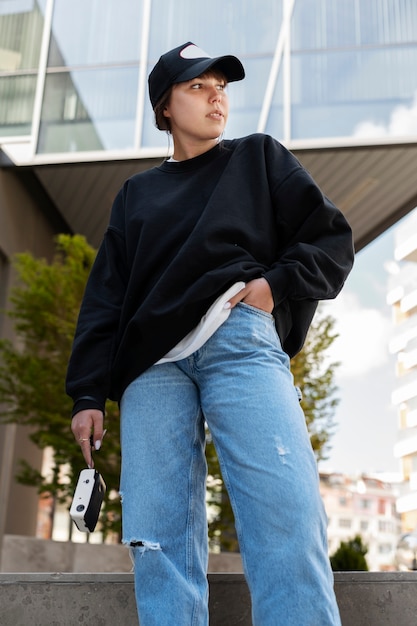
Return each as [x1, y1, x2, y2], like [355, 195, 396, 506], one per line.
[120, 303, 341, 626]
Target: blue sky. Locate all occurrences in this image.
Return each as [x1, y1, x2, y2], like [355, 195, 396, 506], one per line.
[318, 223, 401, 476]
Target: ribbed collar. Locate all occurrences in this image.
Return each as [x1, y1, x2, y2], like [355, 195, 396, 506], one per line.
[158, 140, 230, 173]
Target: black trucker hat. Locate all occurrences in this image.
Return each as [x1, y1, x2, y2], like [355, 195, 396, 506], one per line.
[148, 41, 245, 109]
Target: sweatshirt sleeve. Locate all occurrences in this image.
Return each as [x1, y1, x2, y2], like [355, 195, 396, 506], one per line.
[262, 139, 354, 306]
[66, 188, 129, 413]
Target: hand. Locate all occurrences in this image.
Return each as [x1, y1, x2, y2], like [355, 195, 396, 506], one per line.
[226, 277, 274, 313]
[71, 409, 104, 468]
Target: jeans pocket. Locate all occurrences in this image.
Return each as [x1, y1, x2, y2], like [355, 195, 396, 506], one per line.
[237, 301, 274, 320]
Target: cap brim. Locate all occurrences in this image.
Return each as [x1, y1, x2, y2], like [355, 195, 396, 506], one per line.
[174, 55, 245, 85]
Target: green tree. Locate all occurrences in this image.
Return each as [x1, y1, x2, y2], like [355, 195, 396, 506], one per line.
[206, 432, 239, 552]
[207, 310, 340, 551]
[0, 234, 121, 539]
[330, 535, 369, 571]
[292, 312, 340, 462]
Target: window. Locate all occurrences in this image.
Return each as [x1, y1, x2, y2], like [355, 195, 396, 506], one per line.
[48, 0, 143, 67]
[290, 0, 417, 140]
[379, 520, 392, 533]
[38, 68, 139, 152]
[339, 519, 352, 529]
[0, 1, 44, 136]
[379, 543, 392, 554]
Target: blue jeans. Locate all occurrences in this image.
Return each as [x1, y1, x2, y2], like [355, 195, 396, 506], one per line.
[120, 303, 341, 626]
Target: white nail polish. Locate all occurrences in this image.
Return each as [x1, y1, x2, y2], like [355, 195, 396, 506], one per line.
[95, 440, 101, 451]
[223, 302, 231, 310]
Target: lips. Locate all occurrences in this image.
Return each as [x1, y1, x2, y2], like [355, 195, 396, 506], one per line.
[208, 110, 223, 120]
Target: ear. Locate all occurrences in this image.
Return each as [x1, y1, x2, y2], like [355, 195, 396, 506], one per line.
[163, 106, 170, 119]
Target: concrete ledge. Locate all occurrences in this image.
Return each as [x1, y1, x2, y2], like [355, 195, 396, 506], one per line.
[334, 571, 417, 625]
[2, 571, 417, 625]
[0, 535, 244, 573]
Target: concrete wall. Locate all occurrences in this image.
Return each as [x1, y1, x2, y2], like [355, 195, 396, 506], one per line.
[1, 535, 132, 574]
[2, 571, 417, 625]
[0, 535, 244, 574]
[0, 168, 58, 261]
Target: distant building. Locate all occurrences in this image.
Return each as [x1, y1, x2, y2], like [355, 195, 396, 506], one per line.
[387, 209, 417, 532]
[320, 472, 401, 571]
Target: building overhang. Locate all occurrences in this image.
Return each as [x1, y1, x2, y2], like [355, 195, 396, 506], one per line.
[1, 137, 417, 251]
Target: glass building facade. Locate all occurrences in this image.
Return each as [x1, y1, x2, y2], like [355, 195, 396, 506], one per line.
[1, 0, 417, 158]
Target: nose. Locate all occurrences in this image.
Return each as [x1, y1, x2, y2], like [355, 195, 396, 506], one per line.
[209, 86, 221, 102]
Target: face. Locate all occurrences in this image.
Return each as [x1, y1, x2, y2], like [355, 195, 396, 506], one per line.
[163, 72, 229, 153]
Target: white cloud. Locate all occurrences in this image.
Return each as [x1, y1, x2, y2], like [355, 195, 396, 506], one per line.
[353, 90, 417, 138]
[322, 291, 392, 378]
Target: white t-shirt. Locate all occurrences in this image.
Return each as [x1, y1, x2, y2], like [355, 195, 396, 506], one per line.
[156, 281, 245, 364]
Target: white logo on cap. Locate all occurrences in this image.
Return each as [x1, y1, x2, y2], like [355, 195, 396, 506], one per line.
[180, 44, 211, 60]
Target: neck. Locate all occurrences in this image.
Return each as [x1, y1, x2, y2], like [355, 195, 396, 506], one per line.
[172, 138, 220, 161]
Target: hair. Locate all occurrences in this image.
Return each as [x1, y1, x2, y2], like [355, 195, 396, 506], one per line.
[153, 68, 228, 132]
[154, 87, 173, 131]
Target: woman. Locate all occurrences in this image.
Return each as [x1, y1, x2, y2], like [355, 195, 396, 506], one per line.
[67, 42, 354, 625]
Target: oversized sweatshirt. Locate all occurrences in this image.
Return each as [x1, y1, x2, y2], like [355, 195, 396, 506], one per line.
[66, 133, 354, 415]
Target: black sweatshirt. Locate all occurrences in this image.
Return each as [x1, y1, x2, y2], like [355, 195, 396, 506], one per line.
[66, 133, 354, 415]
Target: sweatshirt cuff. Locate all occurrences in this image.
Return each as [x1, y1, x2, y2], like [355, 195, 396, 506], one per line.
[262, 268, 289, 307]
[71, 396, 105, 419]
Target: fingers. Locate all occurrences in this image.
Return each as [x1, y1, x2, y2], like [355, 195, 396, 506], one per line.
[78, 436, 94, 469]
[225, 278, 274, 313]
[71, 409, 105, 468]
[225, 285, 247, 309]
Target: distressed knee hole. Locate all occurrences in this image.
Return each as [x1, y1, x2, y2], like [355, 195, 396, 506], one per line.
[126, 539, 162, 567]
[128, 540, 162, 552]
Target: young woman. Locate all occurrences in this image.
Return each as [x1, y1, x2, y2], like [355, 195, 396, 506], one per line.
[67, 42, 354, 625]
